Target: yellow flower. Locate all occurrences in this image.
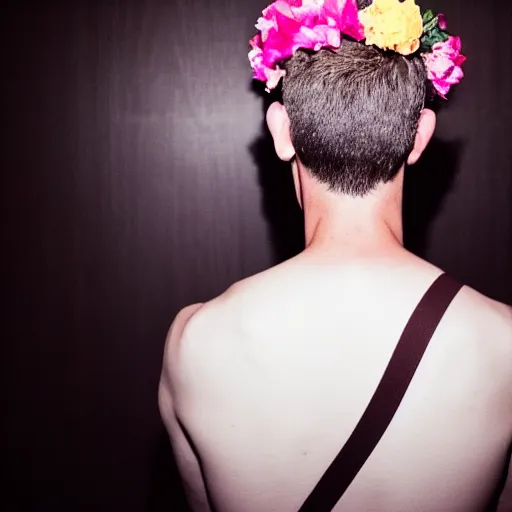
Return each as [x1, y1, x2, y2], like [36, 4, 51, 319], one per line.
[359, 0, 423, 55]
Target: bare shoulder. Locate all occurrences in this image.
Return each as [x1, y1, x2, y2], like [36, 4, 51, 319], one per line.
[164, 303, 204, 360]
[159, 290, 239, 398]
[158, 303, 214, 512]
[159, 303, 205, 411]
[455, 284, 512, 345]
[164, 304, 205, 357]
[452, 285, 512, 400]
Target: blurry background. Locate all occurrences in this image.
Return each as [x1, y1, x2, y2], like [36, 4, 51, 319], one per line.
[2, 0, 511, 510]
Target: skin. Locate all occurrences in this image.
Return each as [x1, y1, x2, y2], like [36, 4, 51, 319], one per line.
[159, 103, 512, 512]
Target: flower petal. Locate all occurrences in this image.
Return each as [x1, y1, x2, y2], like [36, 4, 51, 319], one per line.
[422, 36, 466, 98]
[359, 0, 423, 55]
[323, 0, 365, 41]
[437, 13, 448, 30]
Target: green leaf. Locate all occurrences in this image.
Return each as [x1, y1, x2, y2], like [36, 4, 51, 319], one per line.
[423, 15, 439, 34]
[432, 27, 449, 43]
[420, 28, 450, 53]
[420, 9, 451, 53]
[422, 9, 435, 24]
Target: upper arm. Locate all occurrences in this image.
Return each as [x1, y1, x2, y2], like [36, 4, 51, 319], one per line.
[493, 304, 512, 432]
[158, 304, 212, 512]
[504, 306, 512, 427]
[160, 304, 203, 395]
[493, 305, 512, 512]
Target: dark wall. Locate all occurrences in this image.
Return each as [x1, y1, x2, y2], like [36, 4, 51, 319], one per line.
[2, 1, 510, 511]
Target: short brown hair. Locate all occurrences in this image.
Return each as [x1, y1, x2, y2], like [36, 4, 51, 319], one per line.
[282, 40, 428, 196]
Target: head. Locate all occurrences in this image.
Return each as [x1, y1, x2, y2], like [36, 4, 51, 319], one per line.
[266, 39, 436, 199]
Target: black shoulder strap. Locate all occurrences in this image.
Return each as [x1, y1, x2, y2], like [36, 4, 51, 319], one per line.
[297, 273, 463, 512]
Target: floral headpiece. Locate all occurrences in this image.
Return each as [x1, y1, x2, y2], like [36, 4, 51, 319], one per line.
[249, 0, 466, 99]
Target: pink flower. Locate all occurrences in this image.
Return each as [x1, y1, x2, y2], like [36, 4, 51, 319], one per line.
[323, 0, 365, 41]
[437, 13, 447, 31]
[249, 33, 289, 91]
[248, 35, 267, 82]
[249, 0, 361, 90]
[265, 67, 288, 90]
[422, 36, 466, 99]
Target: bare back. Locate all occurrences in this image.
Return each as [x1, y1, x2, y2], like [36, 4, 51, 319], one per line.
[160, 254, 512, 512]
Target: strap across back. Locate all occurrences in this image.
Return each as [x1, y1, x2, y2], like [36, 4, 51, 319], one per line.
[297, 273, 463, 512]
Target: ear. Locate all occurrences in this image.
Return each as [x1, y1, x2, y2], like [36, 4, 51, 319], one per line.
[266, 102, 296, 162]
[407, 108, 436, 165]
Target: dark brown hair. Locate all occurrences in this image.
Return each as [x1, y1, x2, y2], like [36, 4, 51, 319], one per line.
[281, 40, 428, 196]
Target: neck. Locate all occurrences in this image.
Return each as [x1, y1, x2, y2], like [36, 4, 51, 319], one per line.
[296, 163, 405, 259]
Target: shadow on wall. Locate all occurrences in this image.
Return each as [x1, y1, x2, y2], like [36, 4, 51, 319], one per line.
[250, 82, 305, 265]
[250, 80, 463, 262]
[403, 137, 463, 257]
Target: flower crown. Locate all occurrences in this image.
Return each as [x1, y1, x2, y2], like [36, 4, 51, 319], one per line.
[248, 0, 466, 99]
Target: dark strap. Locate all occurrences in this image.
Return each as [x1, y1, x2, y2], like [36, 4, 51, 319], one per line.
[298, 273, 463, 512]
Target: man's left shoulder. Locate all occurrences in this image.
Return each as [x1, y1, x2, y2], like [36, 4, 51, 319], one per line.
[168, 303, 205, 347]
[161, 303, 204, 375]
[159, 303, 205, 406]
[160, 290, 239, 386]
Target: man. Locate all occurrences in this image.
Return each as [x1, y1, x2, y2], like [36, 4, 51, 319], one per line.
[159, 34, 512, 512]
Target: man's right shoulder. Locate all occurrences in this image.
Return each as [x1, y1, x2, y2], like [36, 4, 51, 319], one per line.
[464, 286, 512, 339]
[451, 287, 512, 511]
[459, 284, 512, 351]
[458, 286, 512, 412]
